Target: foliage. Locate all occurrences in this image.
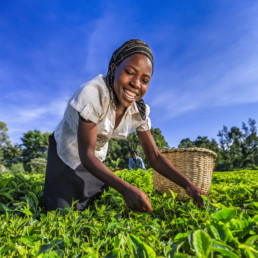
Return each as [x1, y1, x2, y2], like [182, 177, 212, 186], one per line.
[0, 121, 10, 146]
[1, 143, 22, 167]
[216, 118, 258, 171]
[27, 158, 47, 174]
[179, 118, 258, 171]
[0, 121, 11, 164]
[0, 169, 257, 257]
[151, 127, 169, 150]
[0, 164, 7, 173]
[7, 162, 25, 174]
[0, 123, 50, 173]
[21, 130, 50, 172]
[1, 118, 257, 172]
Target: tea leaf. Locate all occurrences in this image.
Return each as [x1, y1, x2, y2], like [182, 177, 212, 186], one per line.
[245, 235, 258, 246]
[211, 240, 239, 257]
[209, 222, 228, 242]
[214, 208, 237, 223]
[38, 244, 54, 254]
[104, 248, 119, 258]
[192, 229, 212, 257]
[240, 245, 258, 258]
[128, 234, 156, 258]
[21, 209, 33, 216]
[166, 239, 185, 257]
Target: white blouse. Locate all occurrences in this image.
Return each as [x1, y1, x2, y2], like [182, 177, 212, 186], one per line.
[54, 74, 151, 170]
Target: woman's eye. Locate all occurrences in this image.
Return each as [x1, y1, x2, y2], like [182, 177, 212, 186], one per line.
[125, 70, 133, 75]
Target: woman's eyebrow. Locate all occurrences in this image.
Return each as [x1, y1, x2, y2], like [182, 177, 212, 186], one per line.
[126, 65, 151, 78]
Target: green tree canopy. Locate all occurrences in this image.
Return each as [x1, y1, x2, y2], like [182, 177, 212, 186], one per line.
[21, 130, 50, 172]
[178, 138, 194, 148]
[216, 118, 257, 171]
[150, 128, 169, 150]
[0, 122, 11, 165]
[179, 136, 219, 153]
[0, 122, 10, 146]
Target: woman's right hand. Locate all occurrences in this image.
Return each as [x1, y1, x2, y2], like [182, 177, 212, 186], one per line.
[122, 186, 153, 212]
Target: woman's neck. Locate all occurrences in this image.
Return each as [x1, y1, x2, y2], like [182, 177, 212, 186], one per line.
[116, 104, 126, 112]
[114, 105, 127, 129]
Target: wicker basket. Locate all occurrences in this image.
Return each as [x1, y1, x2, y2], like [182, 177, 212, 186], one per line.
[153, 148, 217, 201]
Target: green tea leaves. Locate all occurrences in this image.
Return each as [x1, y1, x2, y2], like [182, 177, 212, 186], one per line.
[192, 230, 212, 257]
[0, 169, 257, 256]
[214, 208, 237, 223]
[208, 222, 229, 242]
[128, 234, 156, 258]
[211, 239, 239, 257]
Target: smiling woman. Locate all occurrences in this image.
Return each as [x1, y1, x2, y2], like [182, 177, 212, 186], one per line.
[43, 39, 208, 212]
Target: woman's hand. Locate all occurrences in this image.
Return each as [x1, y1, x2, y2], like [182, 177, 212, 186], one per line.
[185, 183, 210, 208]
[122, 186, 153, 212]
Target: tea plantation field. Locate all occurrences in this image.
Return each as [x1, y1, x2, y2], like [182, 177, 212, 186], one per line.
[0, 169, 257, 257]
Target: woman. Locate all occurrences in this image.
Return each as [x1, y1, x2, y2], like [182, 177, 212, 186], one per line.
[43, 39, 208, 212]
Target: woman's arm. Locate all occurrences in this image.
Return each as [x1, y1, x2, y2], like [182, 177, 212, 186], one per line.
[137, 130, 209, 208]
[77, 116, 153, 212]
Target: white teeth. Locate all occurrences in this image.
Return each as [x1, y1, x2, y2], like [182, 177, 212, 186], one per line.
[124, 89, 136, 99]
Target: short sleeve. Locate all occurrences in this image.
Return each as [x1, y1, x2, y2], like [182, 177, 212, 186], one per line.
[69, 79, 104, 123]
[136, 104, 151, 132]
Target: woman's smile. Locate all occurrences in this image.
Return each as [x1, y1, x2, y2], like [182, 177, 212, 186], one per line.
[123, 88, 137, 100]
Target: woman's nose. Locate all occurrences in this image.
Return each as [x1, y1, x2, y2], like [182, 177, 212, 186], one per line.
[130, 77, 141, 89]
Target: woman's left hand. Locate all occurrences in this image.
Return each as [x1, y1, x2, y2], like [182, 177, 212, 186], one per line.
[185, 183, 210, 208]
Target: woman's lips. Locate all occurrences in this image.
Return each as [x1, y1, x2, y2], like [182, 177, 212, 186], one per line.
[124, 88, 136, 100]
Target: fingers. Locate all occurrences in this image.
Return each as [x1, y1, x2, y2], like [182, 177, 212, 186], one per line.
[130, 201, 152, 212]
[196, 197, 205, 209]
[196, 190, 211, 208]
[205, 193, 211, 202]
[137, 195, 152, 212]
[187, 184, 210, 209]
[124, 191, 153, 212]
[143, 200, 153, 212]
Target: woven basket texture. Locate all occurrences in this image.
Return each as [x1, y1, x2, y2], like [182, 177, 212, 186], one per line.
[153, 148, 217, 201]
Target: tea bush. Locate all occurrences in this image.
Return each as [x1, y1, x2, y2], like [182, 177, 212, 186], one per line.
[0, 169, 257, 257]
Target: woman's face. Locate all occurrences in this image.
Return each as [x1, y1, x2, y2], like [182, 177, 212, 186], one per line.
[112, 53, 153, 108]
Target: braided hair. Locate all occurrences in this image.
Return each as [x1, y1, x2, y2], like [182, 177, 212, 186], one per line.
[104, 39, 154, 121]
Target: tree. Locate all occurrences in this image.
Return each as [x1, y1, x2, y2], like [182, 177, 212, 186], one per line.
[0, 122, 10, 164]
[2, 143, 22, 167]
[178, 138, 194, 148]
[21, 130, 50, 172]
[150, 128, 169, 150]
[242, 119, 258, 168]
[228, 126, 244, 168]
[104, 139, 122, 169]
[27, 157, 47, 174]
[0, 122, 10, 146]
[0, 122, 23, 168]
[178, 136, 219, 153]
[216, 118, 258, 171]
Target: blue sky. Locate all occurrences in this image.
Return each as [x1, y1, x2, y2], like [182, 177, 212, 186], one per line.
[1, 0, 258, 147]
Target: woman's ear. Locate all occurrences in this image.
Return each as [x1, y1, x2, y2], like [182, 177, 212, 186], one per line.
[111, 63, 116, 75]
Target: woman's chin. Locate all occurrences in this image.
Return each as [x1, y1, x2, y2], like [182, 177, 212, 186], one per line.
[118, 98, 135, 108]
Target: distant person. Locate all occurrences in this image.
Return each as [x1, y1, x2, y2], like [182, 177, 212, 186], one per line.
[129, 151, 146, 170]
[43, 39, 208, 213]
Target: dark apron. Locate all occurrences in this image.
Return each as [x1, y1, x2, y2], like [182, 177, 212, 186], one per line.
[43, 133, 109, 211]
